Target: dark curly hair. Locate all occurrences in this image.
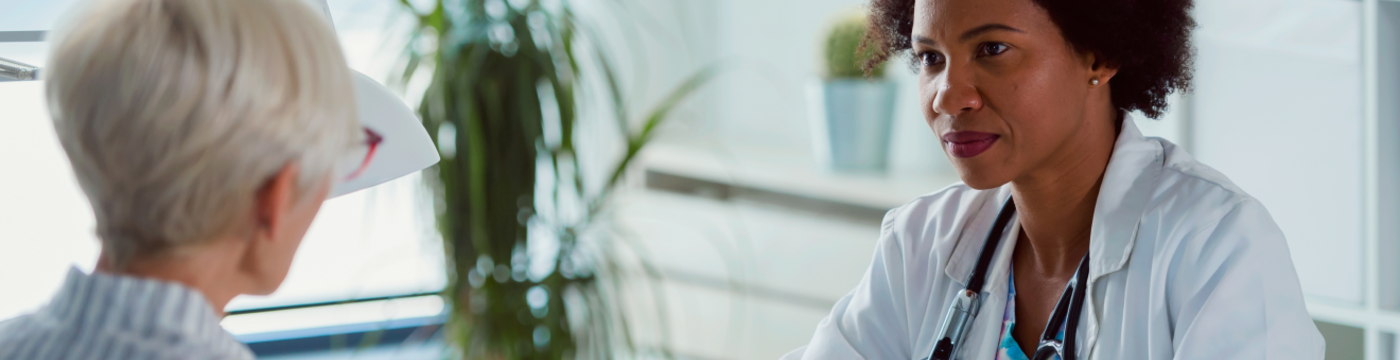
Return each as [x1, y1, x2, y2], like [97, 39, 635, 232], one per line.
[863, 0, 1194, 119]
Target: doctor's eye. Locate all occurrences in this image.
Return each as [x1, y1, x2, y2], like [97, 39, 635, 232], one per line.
[979, 42, 1010, 57]
[915, 51, 944, 68]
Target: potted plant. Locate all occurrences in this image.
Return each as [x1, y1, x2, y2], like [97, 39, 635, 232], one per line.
[392, 0, 716, 359]
[809, 10, 897, 172]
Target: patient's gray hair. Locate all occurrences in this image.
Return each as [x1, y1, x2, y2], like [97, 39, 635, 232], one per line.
[44, 0, 359, 269]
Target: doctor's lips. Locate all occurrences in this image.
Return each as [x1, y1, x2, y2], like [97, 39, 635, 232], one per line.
[942, 131, 1000, 158]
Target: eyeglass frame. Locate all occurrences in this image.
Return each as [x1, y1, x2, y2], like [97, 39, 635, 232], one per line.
[342, 127, 383, 181]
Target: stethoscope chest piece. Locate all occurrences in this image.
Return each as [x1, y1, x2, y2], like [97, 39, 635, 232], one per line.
[1032, 341, 1063, 360]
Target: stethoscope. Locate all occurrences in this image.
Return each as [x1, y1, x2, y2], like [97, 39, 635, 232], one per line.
[928, 198, 1090, 360]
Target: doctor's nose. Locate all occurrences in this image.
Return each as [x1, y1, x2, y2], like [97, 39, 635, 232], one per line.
[931, 74, 983, 117]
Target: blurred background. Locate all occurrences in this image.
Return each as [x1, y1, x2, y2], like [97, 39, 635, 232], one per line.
[1, 0, 1399, 359]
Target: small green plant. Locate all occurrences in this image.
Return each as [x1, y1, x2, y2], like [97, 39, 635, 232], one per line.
[825, 11, 885, 79]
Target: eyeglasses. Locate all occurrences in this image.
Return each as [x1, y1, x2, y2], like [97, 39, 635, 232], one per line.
[337, 127, 383, 181]
[0, 57, 39, 82]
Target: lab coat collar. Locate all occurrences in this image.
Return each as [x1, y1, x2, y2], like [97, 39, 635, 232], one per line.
[943, 116, 1165, 285]
[1087, 115, 1165, 278]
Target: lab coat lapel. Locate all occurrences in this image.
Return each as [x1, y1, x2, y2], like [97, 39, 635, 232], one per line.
[940, 187, 1019, 360]
[1089, 117, 1164, 281]
[942, 187, 1015, 286]
[1082, 116, 1165, 357]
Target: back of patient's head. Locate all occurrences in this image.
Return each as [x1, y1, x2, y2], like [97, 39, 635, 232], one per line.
[44, 0, 359, 270]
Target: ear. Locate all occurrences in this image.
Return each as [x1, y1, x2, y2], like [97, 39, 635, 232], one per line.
[253, 163, 301, 245]
[1083, 50, 1120, 86]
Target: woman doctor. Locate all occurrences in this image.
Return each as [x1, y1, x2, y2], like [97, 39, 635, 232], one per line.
[782, 0, 1325, 359]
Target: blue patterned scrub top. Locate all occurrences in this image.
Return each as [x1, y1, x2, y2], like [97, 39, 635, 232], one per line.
[996, 268, 1066, 360]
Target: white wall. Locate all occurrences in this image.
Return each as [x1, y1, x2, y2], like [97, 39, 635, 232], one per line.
[630, 0, 951, 176]
[1191, 0, 1365, 305]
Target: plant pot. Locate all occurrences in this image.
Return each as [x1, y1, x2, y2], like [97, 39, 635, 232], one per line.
[808, 79, 898, 172]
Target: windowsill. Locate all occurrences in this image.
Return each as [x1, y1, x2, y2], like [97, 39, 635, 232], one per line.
[225, 294, 446, 356]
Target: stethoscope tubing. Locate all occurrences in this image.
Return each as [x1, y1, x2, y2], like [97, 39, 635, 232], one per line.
[1031, 255, 1089, 360]
[928, 198, 1090, 360]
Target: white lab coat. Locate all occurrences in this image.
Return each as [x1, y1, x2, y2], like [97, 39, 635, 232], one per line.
[783, 118, 1325, 360]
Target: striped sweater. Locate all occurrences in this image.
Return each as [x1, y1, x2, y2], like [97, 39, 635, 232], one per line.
[0, 267, 253, 359]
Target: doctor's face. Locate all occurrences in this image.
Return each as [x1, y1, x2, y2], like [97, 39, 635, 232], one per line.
[913, 0, 1105, 189]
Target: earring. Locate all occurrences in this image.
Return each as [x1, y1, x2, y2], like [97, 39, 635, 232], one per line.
[1091, 78, 1100, 85]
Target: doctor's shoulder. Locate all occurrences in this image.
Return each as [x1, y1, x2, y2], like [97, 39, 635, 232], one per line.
[1136, 139, 1296, 264]
[1142, 139, 1279, 246]
[1142, 139, 1305, 297]
[1133, 139, 1325, 357]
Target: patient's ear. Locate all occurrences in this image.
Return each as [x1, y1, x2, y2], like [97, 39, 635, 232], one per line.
[254, 163, 301, 243]
[240, 163, 313, 295]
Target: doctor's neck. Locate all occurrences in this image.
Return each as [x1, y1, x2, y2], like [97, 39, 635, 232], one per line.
[1008, 112, 1121, 278]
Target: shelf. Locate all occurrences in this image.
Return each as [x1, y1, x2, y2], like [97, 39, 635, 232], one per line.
[639, 143, 962, 221]
[1307, 299, 1400, 333]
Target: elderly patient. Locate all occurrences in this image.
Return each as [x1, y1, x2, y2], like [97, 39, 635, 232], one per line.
[0, 0, 368, 358]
